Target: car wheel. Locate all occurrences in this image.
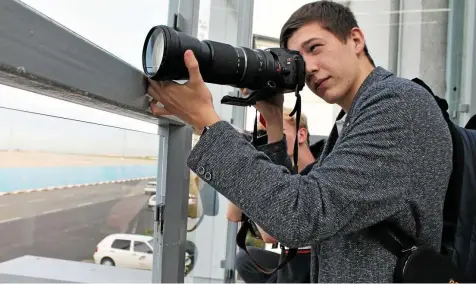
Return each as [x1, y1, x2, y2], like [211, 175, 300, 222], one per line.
[101, 257, 115, 266]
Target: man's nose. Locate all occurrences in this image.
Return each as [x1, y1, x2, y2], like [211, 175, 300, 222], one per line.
[303, 56, 319, 75]
[305, 64, 318, 80]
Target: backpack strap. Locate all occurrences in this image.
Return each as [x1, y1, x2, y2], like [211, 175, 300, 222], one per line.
[440, 121, 464, 253]
[236, 214, 297, 275]
[411, 78, 464, 254]
[368, 220, 417, 258]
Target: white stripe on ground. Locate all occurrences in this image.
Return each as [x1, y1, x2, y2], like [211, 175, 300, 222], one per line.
[77, 202, 93, 208]
[131, 215, 140, 234]
[43, 208, 64, 215]
[0, 217, 21, 224]
[0, 192, 143, 224]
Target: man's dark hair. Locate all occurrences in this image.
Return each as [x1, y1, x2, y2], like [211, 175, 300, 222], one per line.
[280, 0, 375, 66]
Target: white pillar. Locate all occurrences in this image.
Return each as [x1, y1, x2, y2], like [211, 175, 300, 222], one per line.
[458, 0, 476, 126]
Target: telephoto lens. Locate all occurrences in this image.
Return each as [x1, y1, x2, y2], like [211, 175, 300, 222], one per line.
[142, 25, 306, 94]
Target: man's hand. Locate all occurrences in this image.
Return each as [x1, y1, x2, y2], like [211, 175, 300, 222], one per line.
[241, 88, 284, 143]
[147, 50, 220, 133]
[226, 202, 243, 222]
[257, 225, 278, 244]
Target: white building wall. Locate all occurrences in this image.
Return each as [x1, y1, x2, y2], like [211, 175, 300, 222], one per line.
[398, 0, 449, 98]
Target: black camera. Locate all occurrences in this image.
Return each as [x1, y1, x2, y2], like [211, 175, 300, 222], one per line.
[141, 25, 306, 106]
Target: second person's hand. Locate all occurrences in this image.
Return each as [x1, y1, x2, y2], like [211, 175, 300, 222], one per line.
[241, 88, 284, 143]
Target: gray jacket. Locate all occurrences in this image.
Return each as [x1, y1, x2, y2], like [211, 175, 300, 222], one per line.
[187, 67, 453, 282]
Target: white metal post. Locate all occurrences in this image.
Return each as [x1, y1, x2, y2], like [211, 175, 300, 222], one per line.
[445, 0, 465, 124]
[223, 1, 254, 282]
[151, 0, 200, 283]
[151, 125, 168, 283]
[458, 0, 476, 126]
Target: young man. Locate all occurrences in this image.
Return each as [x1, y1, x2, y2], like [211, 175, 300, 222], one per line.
[227, 108, 322, 283]
[147, 1, 453, 282]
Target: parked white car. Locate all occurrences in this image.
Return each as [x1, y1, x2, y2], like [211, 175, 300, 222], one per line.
[94, 233, 198, 275]
[144, 181, 156, 195]
[93, 234, 153, 270]
[148, 194, 156, 208]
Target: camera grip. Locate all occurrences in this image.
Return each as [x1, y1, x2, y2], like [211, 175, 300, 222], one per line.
[220, 89, 280, 107]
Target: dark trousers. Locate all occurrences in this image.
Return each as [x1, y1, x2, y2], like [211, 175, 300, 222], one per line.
[235, 246, 311, 283]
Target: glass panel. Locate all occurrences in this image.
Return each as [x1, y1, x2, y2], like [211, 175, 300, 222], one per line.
[185, 0, 238, 282]
[133, 241, 153, 254]
[198, 0, 211, 41]
[111, 240, 132, 251]
[0, 87, 160, 273]
[0, 0, 167, 278]
[0, 83, 160, 271]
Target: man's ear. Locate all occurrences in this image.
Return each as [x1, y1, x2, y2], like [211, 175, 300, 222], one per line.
[349, 27, 366, 55]
[298, 128, 308, 144]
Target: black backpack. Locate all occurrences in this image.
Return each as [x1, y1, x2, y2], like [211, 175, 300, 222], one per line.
[367, 78, 476, 282]
[407, 78, 476, 281]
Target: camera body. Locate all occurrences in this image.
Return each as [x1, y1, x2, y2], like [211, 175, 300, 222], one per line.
[221, 47, 306, 106]
[251, 47, 306, 92]
[142, 25, 306, 106]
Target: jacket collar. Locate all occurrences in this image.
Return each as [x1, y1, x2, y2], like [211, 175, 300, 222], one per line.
[316, 67, 393, 165]
[309, 139, 326, 159]
[347, 67, 393, 118]
[299, 139, 326, 175]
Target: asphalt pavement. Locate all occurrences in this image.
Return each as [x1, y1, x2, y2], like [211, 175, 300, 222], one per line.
[0, 180, 155, 263]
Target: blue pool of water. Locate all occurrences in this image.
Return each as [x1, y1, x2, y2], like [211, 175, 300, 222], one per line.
[0, 165, 157, 192]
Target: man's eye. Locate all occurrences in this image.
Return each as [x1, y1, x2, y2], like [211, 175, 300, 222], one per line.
[310, 44, 321, 52]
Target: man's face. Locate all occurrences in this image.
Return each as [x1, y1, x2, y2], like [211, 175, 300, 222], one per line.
[287, 21, 363, 105]
[283, 118, 307, 157]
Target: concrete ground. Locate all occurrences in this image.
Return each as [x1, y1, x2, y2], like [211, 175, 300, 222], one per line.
[0, 180, 154, 263]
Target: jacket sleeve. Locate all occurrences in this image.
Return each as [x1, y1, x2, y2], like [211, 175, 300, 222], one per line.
[187, 92, 413, 248]
[242, 132, 293, 171]
[256, 139, 293, 171]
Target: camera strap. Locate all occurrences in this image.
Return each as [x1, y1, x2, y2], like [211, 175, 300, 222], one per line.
[236, 214, 297, 275]
[251, 87, 302, 174]
[289, 85, 302, 174]
[253, 108, 259, 143]
[239, 86, 302, 275]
